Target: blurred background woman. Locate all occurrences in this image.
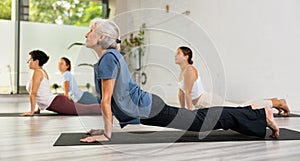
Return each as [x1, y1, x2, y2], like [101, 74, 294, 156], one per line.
[58, 57, 98, 105]
[175, 46, 290, 116]
[20, 50, 101, 116]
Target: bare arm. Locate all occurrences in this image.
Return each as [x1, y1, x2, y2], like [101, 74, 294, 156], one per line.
[63, 81, 70, 99]
[184, 66, 197, 110]
[178, 89, 185, 108]
[20, 70, 43, 116]
[101, 78, 116, 138]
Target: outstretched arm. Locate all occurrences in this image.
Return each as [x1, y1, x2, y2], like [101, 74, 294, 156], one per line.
[183, 66, 197, 110]
[20, 70, 43, 116]
[100, 78, 115, 138]
[178, 89, 185, 108]
[63, 81, 70, 99]
[80, 78, 115, 142]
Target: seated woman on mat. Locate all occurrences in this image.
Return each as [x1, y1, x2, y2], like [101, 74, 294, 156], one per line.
[58, 57, 98, 105]
[175, 46, 290, 116]
[79, 18, 279, 143]
[20, 50, 101, 116]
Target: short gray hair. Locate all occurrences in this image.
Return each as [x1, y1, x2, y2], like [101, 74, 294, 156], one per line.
[90, 18, 121, 50]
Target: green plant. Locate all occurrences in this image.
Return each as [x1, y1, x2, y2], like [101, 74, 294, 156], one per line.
[29, 0, 102, 26]
[67, 42, 96, 67]
[67, 42, 85, 49]
[120, 23, 146, 56]
[51, 83, 60, 93]
[86, 83, 91, 91]
[0, 0, 11, 20]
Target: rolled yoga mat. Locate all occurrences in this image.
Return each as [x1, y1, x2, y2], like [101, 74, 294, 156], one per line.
[53, 128, 300, 146]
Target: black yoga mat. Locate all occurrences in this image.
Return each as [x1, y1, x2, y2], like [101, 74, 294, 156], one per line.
[0, 112, 62, 117]
[0, 112, 298, 117]
[53, 128, 300, 146]
[0, 112, 101, 117]
[273, 113, 300, 118]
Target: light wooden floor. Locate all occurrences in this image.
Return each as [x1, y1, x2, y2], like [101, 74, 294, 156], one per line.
[1, 102, 300, 161]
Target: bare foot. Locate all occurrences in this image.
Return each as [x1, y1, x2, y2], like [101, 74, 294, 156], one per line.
[85, 129, 104, 135]
[271, 98, 290, 116]
[251, 105, 259, 110]
[265, 106, 280, 139]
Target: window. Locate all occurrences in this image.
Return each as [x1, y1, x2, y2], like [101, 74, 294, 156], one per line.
[0, 0, 108, 94]
[0, 0, 12, 20]
[29, 0, 102, 26]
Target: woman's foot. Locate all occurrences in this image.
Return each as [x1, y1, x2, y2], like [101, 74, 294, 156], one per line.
[271, 98, 290, 116]
[265, 106, 280, 139]
[85, 129, 104, 135]
[251, 105, 259, 110]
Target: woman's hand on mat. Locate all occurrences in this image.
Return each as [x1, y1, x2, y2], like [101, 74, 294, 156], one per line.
[20, 111, 34, 116]
[85, 129, 104, 135]
[80, 134, 111, 143]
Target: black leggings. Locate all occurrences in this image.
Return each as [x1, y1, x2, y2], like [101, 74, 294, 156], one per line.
[140, 95, 267, 138]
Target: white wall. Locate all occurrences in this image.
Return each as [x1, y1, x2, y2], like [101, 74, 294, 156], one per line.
[0, 20, 15, 93]
[0, 20, 97, 93]
[115, 0, 300, 111]
[19, 22, 95, 88]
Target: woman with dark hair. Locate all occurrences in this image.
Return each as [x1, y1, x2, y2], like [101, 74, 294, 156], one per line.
[175, 46, 290, 115]
[20, 50, 101, 116]
[58, 57, 98, 104]
[80, 18, 279, 143]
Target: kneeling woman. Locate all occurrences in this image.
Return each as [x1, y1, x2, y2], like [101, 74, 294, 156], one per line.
[20, 50, 101, 116]
[80, 18, 279, 143]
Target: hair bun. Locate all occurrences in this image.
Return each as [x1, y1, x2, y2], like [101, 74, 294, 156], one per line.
[116, 39, 121, 44]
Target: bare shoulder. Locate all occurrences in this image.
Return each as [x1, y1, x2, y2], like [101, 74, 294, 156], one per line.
[186, 65, 198, 73]
[32, 69, 44, 80]
[188, 65, 198, 71]
[184, 65, 198, 78]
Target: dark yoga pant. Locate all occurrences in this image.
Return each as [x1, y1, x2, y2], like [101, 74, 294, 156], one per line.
[47, 95, 101, 115]
[140, 94, 267, 138]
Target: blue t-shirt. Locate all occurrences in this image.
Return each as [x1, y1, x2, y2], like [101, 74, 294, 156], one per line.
[95, 49, 152, 127]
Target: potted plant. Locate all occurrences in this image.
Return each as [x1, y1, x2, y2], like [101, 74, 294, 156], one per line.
[120, 23, 146, 70]
[86, 83, 91, 91]
[120, 23, 147, 85]
[51, 83, 60, 94]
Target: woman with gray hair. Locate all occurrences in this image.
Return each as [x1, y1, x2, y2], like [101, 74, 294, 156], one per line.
[80, 18, 279, 143]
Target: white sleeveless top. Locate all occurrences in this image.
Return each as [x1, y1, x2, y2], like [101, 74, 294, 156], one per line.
[179, 75, 205, 100]
[26, 69, 57, 110]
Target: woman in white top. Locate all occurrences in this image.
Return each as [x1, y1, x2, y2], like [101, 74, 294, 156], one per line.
[20, 50, 101, 116]
[58, 57, 98, 104]
[175, 46, 290, 116]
